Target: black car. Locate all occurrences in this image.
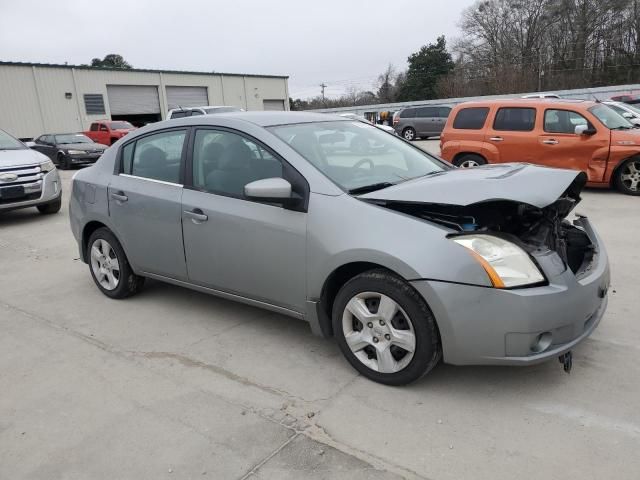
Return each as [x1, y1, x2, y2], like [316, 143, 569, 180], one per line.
[30, 133, 107, 169]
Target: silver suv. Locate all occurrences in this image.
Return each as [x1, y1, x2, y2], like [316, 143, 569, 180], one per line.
[393, 105, 452, 140]
[0, 129, 62, 215]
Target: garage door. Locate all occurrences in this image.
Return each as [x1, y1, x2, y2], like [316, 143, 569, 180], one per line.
[107, 85, 160, 115]
[263, 99, 285, 111]
[166, 86, 209, 109]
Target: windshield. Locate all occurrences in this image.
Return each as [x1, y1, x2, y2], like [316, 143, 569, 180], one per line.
[204, 107, 242, 114]
[55, 134, 93, 144]
[109, 121, 134, 130]
[269, 121, 447, 193]
[0, 130, 26, 150]
[589, 104, 634, 130]
[621, 103, 640, 116]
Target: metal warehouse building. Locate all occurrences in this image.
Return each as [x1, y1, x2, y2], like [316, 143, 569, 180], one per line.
[0, 61, 290, 139]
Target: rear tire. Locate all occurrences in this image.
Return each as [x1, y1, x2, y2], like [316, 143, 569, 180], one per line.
[613, 157, 640, 195]
[37, 197, 61, 214]
[453, 153, 487, 168]
[402, 127, 416, 141]
[332, 269, 441, 386]
[87, 227, 145, 299]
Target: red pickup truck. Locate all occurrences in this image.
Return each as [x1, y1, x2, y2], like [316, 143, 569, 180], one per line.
[84, 121, 136, 146]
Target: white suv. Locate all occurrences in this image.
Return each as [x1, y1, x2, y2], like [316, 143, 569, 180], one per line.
[0, 129, 62, 215]
[166, 105, 243, 120]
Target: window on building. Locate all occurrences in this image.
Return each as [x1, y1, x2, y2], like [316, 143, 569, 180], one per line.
[84, 94, 106, 115]
[493, 107, 536, 131]
[453, 107, 490, 129]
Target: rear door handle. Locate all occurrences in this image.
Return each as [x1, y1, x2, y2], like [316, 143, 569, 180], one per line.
[542, 139, 559, 145]
[110, 191, 128, 202]
[184, 208, 208, 223]
[489, 136, 503, 142]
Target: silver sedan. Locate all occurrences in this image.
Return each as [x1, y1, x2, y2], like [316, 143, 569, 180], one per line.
[69, 112, 609, 385]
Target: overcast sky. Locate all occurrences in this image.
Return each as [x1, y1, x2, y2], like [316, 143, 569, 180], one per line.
[0, 0, 475, 99]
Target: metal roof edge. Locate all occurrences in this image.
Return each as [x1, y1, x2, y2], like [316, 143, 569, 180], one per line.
[0, 60, 289, 79]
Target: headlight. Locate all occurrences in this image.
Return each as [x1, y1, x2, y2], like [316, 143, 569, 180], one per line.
[67, 149, 85, 155]
[40, 160, 56, 173]
[452, 234, 545, 288]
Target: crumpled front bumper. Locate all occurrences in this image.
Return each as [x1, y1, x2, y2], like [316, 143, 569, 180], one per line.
[411, 216, 610, 366]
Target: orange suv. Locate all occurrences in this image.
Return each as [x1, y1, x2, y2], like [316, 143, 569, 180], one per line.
[440, 99, 640, 195]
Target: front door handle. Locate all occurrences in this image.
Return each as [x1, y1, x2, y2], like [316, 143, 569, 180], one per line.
[110, 191, 128, 202]
[184, 208, 208, 223]
[542, 139, 559, 145]
[489, 136, 503, 142]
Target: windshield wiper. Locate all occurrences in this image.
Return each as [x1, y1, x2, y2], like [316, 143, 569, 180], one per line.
[348, 182, 396, 195]
[612, 125, 632, 130]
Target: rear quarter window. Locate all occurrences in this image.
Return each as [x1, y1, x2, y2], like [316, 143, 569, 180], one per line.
[452, 107, 490, 129]
[400, 109, 416, 118]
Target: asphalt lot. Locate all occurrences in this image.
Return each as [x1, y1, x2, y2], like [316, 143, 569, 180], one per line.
[1, 140, 639, 479]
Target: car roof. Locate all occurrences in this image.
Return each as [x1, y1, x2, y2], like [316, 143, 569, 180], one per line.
[452, 98, 599, 109]
[166, 111, 348, 127]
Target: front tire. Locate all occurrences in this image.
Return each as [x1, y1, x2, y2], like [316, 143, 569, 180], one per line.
[402, 127, 416, 141]
[87, 228, 145, 299]
[332, 269, 441, 385]
[614, 158, 640, 195]
[57, 153, 69, 170]
[37, 197, 61, 214]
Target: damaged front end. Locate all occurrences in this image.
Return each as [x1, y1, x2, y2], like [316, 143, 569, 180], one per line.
[366, 170, 594, 279]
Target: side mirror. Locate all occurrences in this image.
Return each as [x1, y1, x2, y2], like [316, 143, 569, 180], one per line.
[575, 124, 596, 135]
[244, 177, 292, 201]
[24, 141, 36, 148]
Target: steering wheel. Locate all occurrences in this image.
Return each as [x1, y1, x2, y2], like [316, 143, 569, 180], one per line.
[352, 158, 374, 171]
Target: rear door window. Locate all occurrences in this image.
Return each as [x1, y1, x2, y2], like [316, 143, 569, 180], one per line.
[438, 107, 452, 118]
[415, 107, 438, 118]
[452, 107, 490, 129]
[123, 129, 187, 184]
[90, 123, 99, 131]
[493, 107, 536, 131]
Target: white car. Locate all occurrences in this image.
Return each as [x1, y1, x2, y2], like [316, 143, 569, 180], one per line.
[167, 105, 243, 120]
[603, 101, 640, 126]
[0, 129, 62, 215]
[521, 93, 561, 99]
[339, 113, 397, 135]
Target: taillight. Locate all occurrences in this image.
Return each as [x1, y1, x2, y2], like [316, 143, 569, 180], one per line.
[393, 116, 399, 126]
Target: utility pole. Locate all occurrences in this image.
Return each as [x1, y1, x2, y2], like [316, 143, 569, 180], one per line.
[320, 83, 327, 107]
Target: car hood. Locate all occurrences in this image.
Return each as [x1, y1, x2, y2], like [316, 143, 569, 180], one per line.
[610, 128, 640, 144]
[0, 148, 49, 167]
[360, 163, 586, 209]
[58, 142, 107, 151]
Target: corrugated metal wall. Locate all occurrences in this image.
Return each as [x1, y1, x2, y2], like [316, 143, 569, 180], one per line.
[0, 65, 290, 139]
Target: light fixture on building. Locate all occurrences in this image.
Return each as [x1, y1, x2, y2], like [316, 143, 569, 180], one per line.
[65, 92, 73, 99]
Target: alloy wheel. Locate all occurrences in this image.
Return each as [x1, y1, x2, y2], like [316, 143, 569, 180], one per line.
[341, 292, 416, 373]
[459, 159, 480, 168]
[90, 238, 120, 290]
[620, 159, 640, 192]
[403, 129, 415, 141]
